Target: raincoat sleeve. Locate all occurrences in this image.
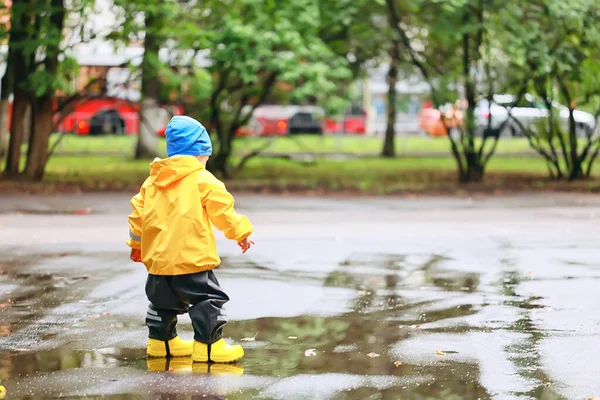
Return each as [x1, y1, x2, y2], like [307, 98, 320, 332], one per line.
[126, 185, 146, 250]
[201, 178, 254, 242]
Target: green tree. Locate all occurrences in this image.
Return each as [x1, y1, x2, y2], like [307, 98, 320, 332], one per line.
[1, 0, 90, 180]
[383, 0, 518, 182]
[167, 0, 351, 177]
[500, 0, 600, 180]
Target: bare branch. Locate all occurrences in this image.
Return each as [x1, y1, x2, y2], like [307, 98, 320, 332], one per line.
[47, 78, 108, 158]
[385, 0, 440, 106]
[508, 114, 559, 169]
[229, 139, 273, 177]
[439, 113, 466, 178]
[585, 142, 600, 177]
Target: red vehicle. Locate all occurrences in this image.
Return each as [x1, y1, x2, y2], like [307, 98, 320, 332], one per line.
[324, 114, 367, 134]
[235, 105, 367, 137]
[54, 97, 183, 136]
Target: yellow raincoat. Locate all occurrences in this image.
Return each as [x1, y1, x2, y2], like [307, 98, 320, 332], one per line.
[126, 156, 253, 275]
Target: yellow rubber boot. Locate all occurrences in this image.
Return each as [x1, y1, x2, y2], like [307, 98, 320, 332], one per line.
[147, 336, 194, 358]
[192, 338, 244, 363]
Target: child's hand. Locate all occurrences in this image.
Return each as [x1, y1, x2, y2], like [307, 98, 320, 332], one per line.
[238, 237, 255, 254]
[130, 248, 142, 263]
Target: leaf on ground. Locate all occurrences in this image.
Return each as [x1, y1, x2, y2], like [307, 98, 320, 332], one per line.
[168, 367, 175, 372]
[436, 350, 446, 356]
[367, 352, 380, 358]
[394, 361, 402, 367]
[288, 336, 298, 340]
[0, 385, 5, 400]
[305, 348, 317, 357]
[241, 332, 258, 342]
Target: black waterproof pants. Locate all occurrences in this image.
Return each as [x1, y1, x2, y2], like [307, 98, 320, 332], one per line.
[145, 270, 229, 344]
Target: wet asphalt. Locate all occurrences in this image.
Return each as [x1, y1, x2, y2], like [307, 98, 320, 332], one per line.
[0, 193, 599, 400]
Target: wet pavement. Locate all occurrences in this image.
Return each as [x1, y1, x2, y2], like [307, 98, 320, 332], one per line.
[0, 193, 599, 399]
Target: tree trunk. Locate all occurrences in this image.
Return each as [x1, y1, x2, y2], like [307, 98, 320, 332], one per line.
[136, 98, 160, 158]
[566, 106, 583, 180]
[0, 46, 14, 159]
[460, 153, 484, 182]
[459, 14, 485, 183]
[4, 41, 29, 178]
[5, 92, 27, 177]
[0, 100, 10, 159]
[209, 127, 233, 178]
[21, 0, 65, 181]
[24, 97, 54, 180]
[136, 6, 161, 159]
[211, 150, 229, 179]
[382, 40, 399, 158]
[3, 0, 29, 176]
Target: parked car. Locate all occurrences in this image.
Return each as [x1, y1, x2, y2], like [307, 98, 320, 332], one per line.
[235, 104, 369, 137]
[477, 94, 597, 137]
[235, 105, 325, 136]
[55, 97, 184, 136]
[419, 94, 597, 138]
[324, 105, 367, 134]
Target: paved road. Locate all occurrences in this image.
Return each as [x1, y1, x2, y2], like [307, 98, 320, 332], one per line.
[0, 193, 599, 399]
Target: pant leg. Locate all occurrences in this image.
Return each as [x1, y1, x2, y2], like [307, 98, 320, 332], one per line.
[145, 274, 189, 341]
[171, 270, 229, 344]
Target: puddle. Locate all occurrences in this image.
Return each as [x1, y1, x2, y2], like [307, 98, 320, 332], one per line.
[0, 249, 589, 399]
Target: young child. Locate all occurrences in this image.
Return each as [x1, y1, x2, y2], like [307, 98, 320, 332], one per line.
[127, 115, 254, 363]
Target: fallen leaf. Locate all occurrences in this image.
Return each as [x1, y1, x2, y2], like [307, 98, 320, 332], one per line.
[305, 348, 317, 357]
[168, 367, 175, 372]
[367, 352, 380, 358]
[241, 332, 258, 342]
[394, 361, 402, 367]
[288, 336, 298, 340]
[0, 385, 5, 400]
[436, 350, 446, 356]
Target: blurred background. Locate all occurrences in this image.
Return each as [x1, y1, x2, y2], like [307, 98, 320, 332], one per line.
[0, 0, 598, 193]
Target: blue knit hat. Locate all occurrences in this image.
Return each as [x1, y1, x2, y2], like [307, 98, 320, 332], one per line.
[165, 116, 212, 157]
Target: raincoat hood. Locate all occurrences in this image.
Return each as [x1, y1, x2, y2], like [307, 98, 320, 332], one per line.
[149, 156, 204, 188]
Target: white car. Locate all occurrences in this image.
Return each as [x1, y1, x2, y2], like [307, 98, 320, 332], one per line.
[475, 94, 597, 138]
